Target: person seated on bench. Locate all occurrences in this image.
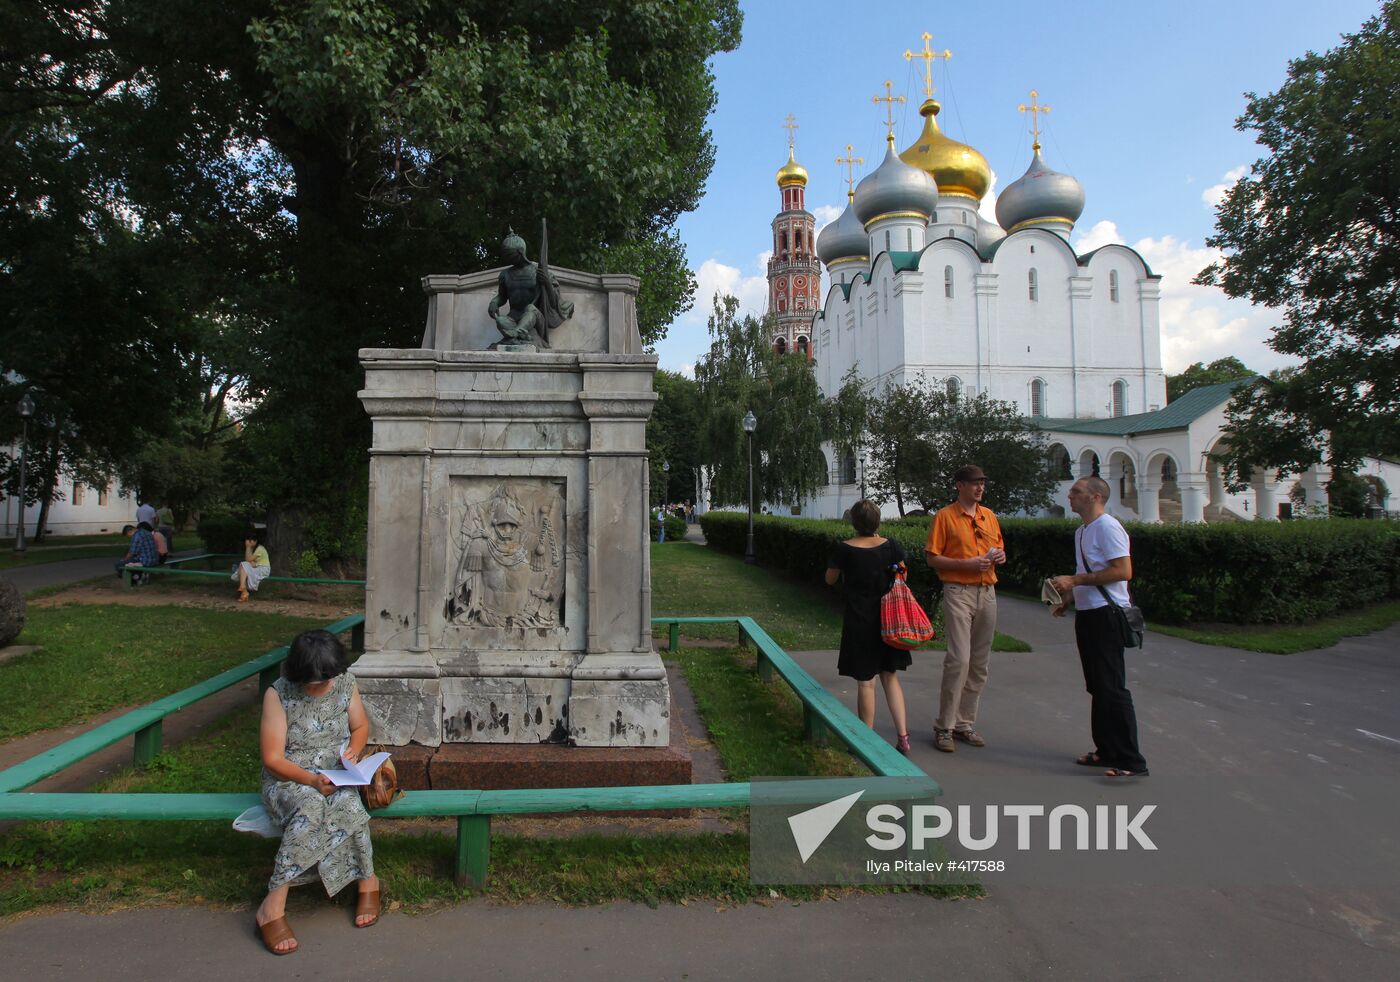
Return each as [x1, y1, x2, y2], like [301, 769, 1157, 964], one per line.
[115, 523, 159, 581]
[254, 629, 381, 955]
[231, 529, 271, 602]
[152, 526, 170, 565]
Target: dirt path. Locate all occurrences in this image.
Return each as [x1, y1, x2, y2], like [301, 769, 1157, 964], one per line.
[30, 582, 358, 622]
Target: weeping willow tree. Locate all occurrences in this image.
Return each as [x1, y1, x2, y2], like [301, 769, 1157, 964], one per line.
[694, 295, 827, 508]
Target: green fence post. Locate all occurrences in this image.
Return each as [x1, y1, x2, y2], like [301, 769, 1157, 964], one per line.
[133, 721, 163, 767]
[803, 705, 829, 747]
[258, 665, 280, 695]
[351, 621, 365, 653]
[668, 622, 679, 652]
[455, 815, 491, 887]
[756, 650, 774, 682]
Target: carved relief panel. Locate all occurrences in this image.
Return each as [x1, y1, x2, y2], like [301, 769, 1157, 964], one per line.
[443, 479, 565, 631]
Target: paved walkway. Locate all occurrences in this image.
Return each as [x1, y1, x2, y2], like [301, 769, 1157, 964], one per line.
[0, 548, 204, 594]
[2, 588, 1398, 978]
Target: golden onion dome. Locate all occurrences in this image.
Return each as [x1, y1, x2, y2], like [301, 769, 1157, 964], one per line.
[899, 99, 991, 201]
[776, 146, 809, 188]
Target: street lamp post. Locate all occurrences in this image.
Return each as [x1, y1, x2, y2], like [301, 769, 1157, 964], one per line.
[859, 452, 867, 501]
[662, 461, 670, 513]
[742, 410, 757, 565]
[14, 392, 35, 553]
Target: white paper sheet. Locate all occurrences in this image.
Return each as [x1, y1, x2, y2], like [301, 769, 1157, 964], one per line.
[317, 750, 391, 787]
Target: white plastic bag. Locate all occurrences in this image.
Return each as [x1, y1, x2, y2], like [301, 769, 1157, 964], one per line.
[232, 804, 281, 838]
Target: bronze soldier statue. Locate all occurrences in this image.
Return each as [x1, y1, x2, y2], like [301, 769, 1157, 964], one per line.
[487, 222, 573, 348]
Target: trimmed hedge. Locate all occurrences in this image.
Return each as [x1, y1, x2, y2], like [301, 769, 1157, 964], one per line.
[700, 512, 1400, 626]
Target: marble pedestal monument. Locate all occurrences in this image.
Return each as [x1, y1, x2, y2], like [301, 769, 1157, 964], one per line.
[353, 260, 671, 752]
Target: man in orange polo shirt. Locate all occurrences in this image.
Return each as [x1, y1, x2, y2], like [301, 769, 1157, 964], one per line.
[924, 464, 1006, 752]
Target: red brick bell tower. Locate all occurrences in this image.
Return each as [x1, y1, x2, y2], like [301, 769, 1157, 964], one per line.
[767, 115, 821, 359]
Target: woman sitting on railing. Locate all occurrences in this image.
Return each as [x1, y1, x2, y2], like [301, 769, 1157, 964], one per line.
[254, 629, 381, 955]
[232, 528, 272, 602]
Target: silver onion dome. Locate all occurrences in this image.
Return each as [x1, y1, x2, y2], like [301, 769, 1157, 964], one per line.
[817, 197, 869, 266]
[995, 147, 1085, 232]
[976, 213, 1007, 253]
[853, 141, 938, 228]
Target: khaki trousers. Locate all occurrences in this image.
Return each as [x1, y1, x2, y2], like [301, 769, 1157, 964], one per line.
[938, 582, 997, 731]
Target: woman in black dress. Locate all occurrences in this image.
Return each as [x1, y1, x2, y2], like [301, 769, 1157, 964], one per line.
[825, 500, 912, 753]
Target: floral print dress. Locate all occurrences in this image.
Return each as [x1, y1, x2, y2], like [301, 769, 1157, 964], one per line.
[261, 674, 374, 895]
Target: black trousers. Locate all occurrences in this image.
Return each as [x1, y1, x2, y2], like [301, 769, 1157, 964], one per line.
[1074, 606, 1147, 772]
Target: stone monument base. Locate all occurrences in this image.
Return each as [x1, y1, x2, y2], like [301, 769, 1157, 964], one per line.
[383, 690, 693, 802]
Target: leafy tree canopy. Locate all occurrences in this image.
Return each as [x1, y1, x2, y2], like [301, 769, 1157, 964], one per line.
[1166, 356, 1255, 403]
[864, 377, 1055, 516]
[1, 0, 740, 541]
[694, 295, 826, 508]
[649, 368, 700, 507]
[1195, 2, 1400, 479]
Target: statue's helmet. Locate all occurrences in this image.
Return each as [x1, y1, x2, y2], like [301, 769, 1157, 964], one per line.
[489, 487, 524, 529]
[502, 229, 527, 258]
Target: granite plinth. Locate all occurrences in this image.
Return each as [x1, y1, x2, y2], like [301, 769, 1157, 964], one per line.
[382, 694, 694, 815]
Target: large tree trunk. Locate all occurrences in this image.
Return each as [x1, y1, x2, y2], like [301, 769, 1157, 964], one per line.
[32, 433, 61, 542]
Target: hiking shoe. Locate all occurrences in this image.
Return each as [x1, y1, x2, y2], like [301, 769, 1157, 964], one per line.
[934, 728, 955, 753]
[953, 728, 986, 748]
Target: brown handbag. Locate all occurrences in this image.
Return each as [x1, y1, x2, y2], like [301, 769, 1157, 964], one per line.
[358, 749, 404, 810]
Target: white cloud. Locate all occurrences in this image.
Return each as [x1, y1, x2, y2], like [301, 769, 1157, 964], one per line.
[978, 168, 1000, 224]
[1071, 219, 1121, 253]
[686, 254, 770, 326]
[811, 204, 842, 234]
[1072, 219, 1293, 376]
[655, 251, 772, 375]
[1202, 165, 1248, 210]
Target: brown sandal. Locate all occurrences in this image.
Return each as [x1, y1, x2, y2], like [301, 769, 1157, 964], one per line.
[355, 888, 381, 928]
[256, 914, 297, 955]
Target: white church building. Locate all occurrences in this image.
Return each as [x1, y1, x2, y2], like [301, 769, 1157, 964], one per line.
[761, 60, 1356, 523]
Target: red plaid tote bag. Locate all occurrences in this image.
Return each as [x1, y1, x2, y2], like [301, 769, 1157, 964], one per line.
[880, 563, 936, 650]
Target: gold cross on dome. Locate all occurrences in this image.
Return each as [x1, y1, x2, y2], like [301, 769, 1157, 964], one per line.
[1019, 89, 1051, 150]
[904, 31, 952, 101]
[836, 144, 864, 198]
[783, 113, 799, 150]
[872, 81, 905, 142]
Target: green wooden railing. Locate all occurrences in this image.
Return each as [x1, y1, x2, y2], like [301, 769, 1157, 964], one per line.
[122, 553, 364, 588]
[0, 615, 935, 887]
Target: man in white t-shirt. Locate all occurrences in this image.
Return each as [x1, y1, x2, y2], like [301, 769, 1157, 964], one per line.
[1048, 476, 1149, 778]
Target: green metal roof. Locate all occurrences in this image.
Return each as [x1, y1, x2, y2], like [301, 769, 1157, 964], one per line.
[1034, 378, 1256, 437]
[888, 250, 922, 272]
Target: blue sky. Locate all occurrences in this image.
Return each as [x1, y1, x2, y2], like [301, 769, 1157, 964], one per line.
[655, 0, 1382, 377]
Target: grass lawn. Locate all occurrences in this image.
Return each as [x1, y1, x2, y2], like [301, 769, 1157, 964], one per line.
[1149, 599, 1400, 654]
[0, 642, 977, 915]
[0, 606, 328, 741]
[651, 541, 1029, 653]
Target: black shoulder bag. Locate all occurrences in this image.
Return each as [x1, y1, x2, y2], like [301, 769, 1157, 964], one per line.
[1078, 531, 1145, 649]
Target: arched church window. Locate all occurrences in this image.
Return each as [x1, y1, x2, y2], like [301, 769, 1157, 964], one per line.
[1109, 270, 1120, 303]
[907, 229, 913, 250]
[797, 336, 809, 356]
[1030, 378, 1046, 417]
[946, 377, 961, 401]
[944, 266, 954, 299]
[840, 452, 857, 485]
[1111, 380, 1127, 417]
[1028, 268, 1039, 301]
[774, 337, 787, 355]
[884, 230, 891, 252]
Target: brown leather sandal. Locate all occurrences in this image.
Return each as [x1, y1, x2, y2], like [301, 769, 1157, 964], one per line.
[355, 888, 381, 928]
[256, 915, 297, 955]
